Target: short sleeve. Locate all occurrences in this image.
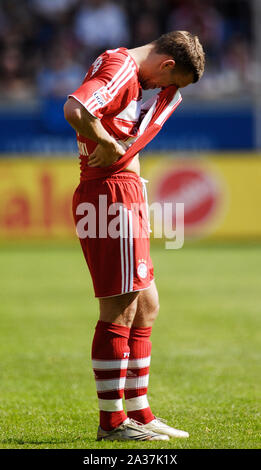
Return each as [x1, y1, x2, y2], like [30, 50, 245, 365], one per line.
[68, 51, 137, 120]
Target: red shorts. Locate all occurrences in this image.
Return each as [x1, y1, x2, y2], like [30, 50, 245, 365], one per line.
[72, 172, 154, 297]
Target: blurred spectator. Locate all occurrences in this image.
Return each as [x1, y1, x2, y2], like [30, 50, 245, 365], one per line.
[30, 0, 78, 18]
[0, 0, 37, 101]
[36, 41, 85, 98]
[0, 47, 35, 101]
[0, 0, 256, 102]
[125, 0, 167, 44]
[73, 0, 130, 62]
[133, 13, 161, 46]
[167, 0, 226, 64]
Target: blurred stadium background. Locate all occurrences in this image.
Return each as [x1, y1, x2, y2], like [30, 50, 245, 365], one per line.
[0, 0, 260, 450]
[0, 0, 260, 241]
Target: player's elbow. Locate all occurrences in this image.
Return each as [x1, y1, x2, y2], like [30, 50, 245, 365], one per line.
[63, 98, 82, 128]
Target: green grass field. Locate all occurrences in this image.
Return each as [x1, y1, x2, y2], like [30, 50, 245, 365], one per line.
[0, 241, 260, 449]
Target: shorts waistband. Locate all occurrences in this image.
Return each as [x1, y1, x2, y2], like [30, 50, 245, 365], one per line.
[81, 171, 141, 183]
[108, 171, 140, 181]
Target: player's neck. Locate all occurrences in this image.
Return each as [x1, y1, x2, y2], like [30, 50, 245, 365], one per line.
[127, 44, 155, 69]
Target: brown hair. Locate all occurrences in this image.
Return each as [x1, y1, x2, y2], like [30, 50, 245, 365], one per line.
[153, 31, 205, 82]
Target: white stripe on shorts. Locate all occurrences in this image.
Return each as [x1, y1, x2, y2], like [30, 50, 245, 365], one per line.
[124, 207, 129, 293]
[128, 210, 134, 292]
[119, 206, 125, 294]
[120, 206, 134, 294]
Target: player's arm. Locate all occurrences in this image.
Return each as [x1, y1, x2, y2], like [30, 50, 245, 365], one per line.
[64, 97, 125, 167]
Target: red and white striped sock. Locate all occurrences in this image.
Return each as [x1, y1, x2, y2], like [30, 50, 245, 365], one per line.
[124, 326, 155, 424]
[91, 320, 130, 431]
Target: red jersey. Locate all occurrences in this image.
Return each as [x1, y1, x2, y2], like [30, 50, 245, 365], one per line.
[69, 48, 142, 179]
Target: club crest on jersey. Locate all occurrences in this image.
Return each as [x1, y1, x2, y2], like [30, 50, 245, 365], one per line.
[93, 86, 112, 108]
[137, 259, 148, 279]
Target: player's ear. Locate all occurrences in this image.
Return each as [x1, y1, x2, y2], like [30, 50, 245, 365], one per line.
[160, 59, 175, 72]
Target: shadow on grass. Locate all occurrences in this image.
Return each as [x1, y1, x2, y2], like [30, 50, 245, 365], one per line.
[0, 435, 90, 445]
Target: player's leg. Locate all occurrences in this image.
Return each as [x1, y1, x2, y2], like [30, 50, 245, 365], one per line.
[93, 291, 168, 441]
[124, 280, 159, 424]
[124, 281, 189, 438]
[121, 176, 162, 425]
[92, 291, 138, 432]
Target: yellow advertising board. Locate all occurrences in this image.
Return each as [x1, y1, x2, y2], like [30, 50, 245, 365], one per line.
[0, 154, 261, 240]
[0, 157, 79, 239]
[141, 154, 261, 240]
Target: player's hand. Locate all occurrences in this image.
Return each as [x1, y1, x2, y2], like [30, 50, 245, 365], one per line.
[88, 141, 125, 167]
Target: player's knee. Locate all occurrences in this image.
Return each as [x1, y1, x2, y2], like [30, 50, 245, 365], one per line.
[123, 305, 137, 328]
[145, 300, 159, 326]
[151, 299, 160, 320]
[145, 298, 159, 324]
[119, 298, 137, 327]
[99, 291, 139, 328]
[139, 287, 160, 324]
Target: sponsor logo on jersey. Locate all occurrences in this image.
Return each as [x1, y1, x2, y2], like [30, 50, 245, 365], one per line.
[93, 86, 113, 108]
[93, 91, 106, 107]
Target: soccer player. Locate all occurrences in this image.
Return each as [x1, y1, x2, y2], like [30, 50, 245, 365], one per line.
[64, 31, 205, 441]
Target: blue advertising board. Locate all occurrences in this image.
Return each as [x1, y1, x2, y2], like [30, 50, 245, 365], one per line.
[0, 98, 254, 154]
